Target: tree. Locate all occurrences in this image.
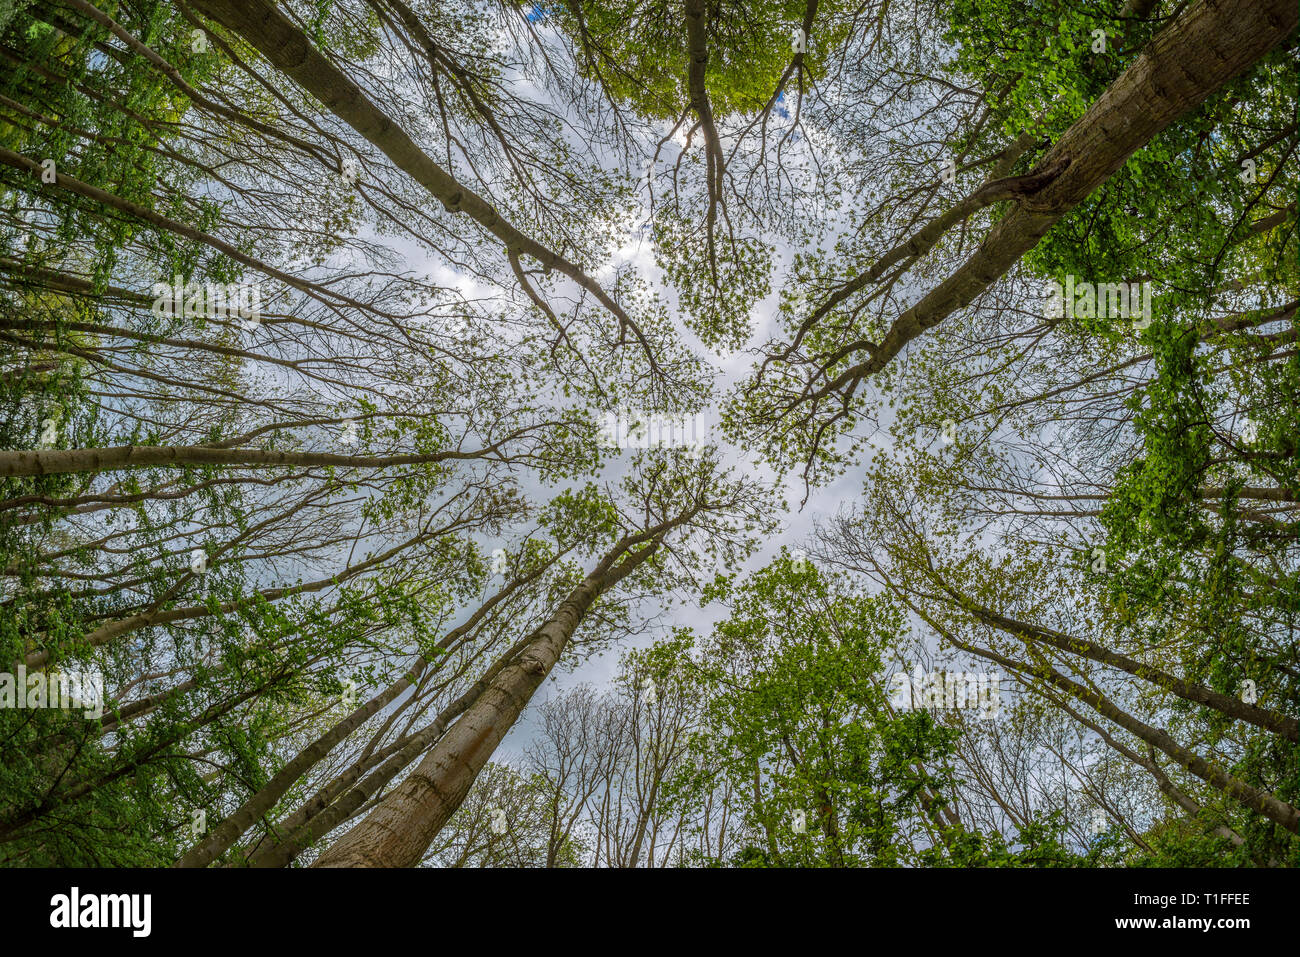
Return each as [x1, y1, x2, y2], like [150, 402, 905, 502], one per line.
[1, 0, 1293, 868]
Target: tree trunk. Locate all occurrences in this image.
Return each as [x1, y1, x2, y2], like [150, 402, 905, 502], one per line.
[814, 0, 1298, 396]
[312, 539, 663, 866]
[188, 0, 642, 341]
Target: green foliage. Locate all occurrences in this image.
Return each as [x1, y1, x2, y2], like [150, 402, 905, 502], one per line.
[543, 0, 849, 120]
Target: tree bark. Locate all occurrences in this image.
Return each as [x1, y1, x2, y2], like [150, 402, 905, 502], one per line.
[0, 434, 528, 479]
[312, 536, 666, 866]
[188, 0, 648, 350]
[174, 559, 550, 867]
[810, 0, 1298, 400]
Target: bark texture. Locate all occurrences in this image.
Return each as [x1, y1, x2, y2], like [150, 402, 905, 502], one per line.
[312, 540, 661, 867]
[812, 0, 1298, 399]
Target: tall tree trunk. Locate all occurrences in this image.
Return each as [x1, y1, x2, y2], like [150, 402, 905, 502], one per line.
[187, 0, 647, 349]
[945, 589, 1299, 741]
[0, 435, 518, 480]
[923, 612, 1300, 833]
[811, 0, 1298, 398]
[312, 536, 667, 867]
[175, 560, 549, 867]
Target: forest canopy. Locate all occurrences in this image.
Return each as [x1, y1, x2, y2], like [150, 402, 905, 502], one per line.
[0, 0, 1295, 868]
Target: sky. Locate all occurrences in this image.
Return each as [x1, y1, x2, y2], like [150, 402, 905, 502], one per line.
[347, 10, 914, 759]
